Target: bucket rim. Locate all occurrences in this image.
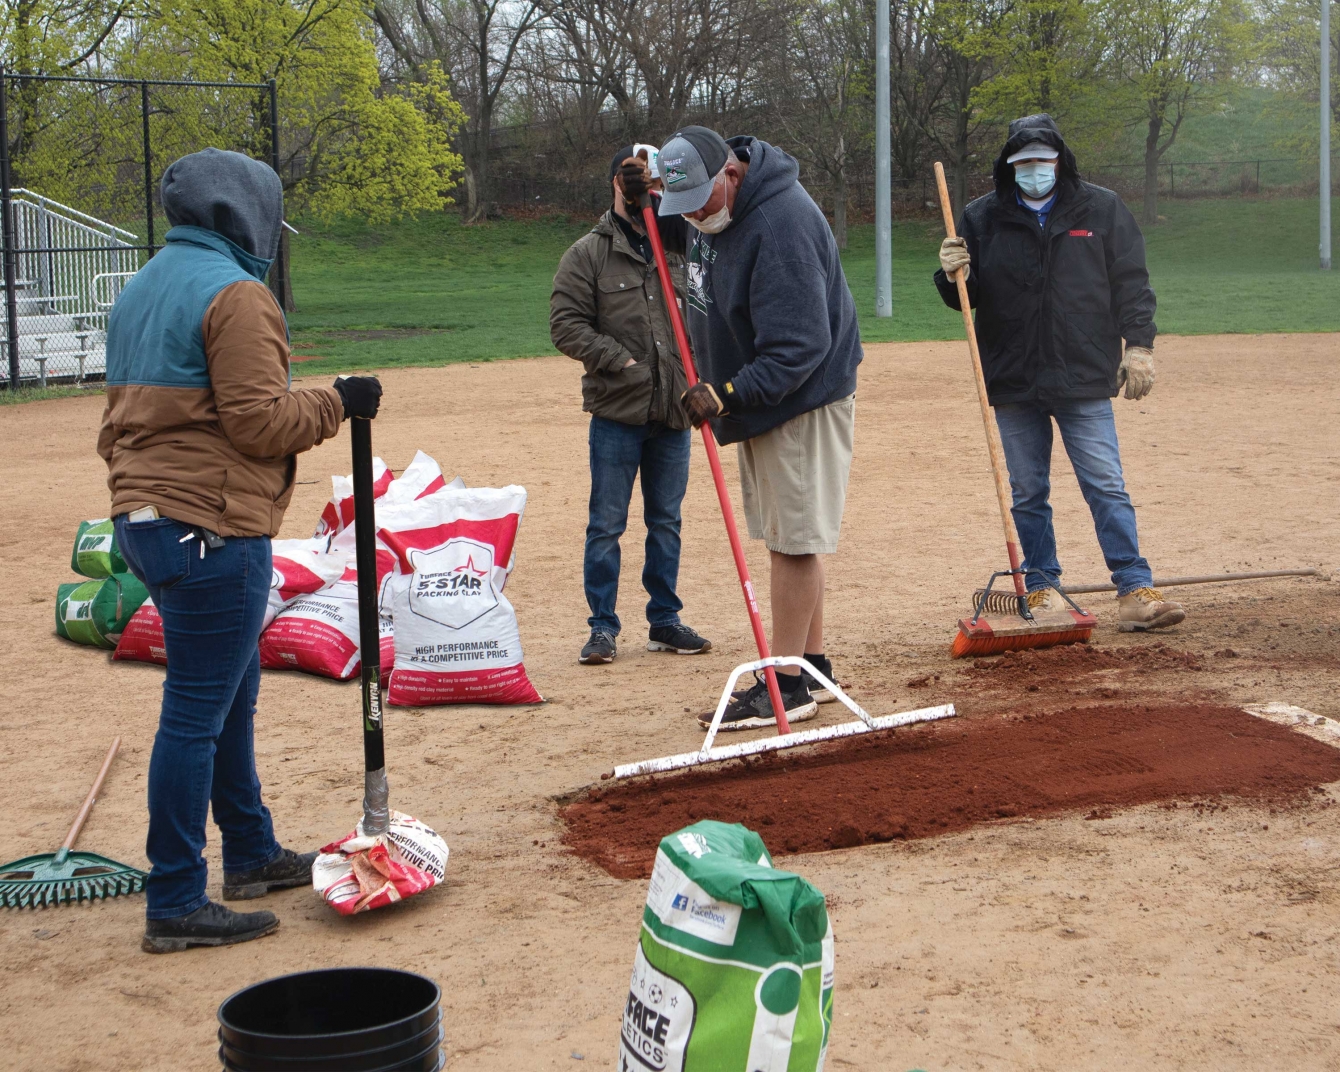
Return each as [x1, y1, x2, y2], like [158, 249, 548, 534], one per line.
[217, 966, 441, 1045]
[217, 1022, 444, 1071]
[218, 1014, 442, 1065]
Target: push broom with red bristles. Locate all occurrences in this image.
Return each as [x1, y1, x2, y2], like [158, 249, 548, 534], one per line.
[933, 162, 1096, 658]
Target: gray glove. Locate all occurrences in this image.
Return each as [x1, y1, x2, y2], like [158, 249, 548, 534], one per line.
[1117, 346, 1155, 400]
[939, 237, 971, 281]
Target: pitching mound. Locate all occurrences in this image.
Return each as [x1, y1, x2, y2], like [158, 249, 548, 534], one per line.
[560, 704, 1340, 878]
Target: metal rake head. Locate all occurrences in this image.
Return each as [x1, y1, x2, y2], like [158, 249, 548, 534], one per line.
[0, 849, 147, 909]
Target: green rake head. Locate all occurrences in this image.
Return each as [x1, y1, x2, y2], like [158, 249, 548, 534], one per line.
[0, 846, 147, 909]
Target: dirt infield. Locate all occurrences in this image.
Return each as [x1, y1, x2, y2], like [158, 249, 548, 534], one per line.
[561, 704, 1340, 878]
[1, 333, 1338, 1071]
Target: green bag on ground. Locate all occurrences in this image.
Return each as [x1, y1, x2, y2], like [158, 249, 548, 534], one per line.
[55, 573, 148, 648]
[71, 518, 128, 578]
[620, 820, 834, 1072]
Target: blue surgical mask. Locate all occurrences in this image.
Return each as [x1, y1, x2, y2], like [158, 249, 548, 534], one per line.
[1014, 161, 1056, 199]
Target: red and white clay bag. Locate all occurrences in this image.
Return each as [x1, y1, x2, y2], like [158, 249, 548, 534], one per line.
[314, 457, 393, 538]
[112, 598, 167, 665]
[377, 486, 542, 706]
[259, 562, 394, 680]
[266, 536, 348, 626]
[312, 811, 448, 915]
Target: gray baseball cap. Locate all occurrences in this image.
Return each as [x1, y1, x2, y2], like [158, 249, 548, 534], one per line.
[656, 126, 731, 215]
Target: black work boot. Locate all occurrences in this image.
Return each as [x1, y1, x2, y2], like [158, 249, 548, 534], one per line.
[223, 847, 318, 901]
[142, 900, 278, 954]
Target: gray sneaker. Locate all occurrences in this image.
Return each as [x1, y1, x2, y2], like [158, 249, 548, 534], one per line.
[579, 629, 617, 664]
[647, 623, 712, 654]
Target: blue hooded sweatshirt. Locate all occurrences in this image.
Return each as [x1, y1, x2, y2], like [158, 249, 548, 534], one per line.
[682, 137, 862, 444]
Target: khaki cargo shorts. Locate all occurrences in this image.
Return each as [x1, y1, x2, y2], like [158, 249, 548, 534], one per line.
[736, 394, 855, 555]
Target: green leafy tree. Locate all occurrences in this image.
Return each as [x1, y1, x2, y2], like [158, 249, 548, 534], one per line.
[1258, 0, 1338, 160]
[115, 0, 465, 223]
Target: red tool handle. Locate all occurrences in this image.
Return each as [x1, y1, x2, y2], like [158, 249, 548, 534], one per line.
[641, 197, 790, 734]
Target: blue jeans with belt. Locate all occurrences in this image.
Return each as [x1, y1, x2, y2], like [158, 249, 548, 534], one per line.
[114, 515, 281, 919]
[585, 416, 692, 635]
[993, 398, 1153, 596]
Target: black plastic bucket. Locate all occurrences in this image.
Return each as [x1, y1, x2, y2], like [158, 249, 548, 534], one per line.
[217, 967, 442, 1072]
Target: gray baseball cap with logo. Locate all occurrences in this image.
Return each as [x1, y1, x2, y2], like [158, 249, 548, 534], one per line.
[656, 126, 731, 215]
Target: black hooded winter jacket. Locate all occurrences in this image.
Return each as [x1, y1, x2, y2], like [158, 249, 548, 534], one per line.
[933, 114, 1157, 406]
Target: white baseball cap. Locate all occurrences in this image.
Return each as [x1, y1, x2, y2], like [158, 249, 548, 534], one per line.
[1007, 141, 1060, 164]
[632, 143, 661, 179]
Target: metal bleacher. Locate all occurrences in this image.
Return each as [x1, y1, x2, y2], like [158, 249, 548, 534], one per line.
[2, 190, 141, 386]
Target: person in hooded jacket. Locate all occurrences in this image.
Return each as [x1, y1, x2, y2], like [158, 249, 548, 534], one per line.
[621, 126, 863, 731]
[98, 148, 383, 952]
[933, 114, 1186, 633]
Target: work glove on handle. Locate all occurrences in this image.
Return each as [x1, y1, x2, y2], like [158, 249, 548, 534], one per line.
[939, 237, 971, 281]
[333, 375, 383, 420]
[1117, 346, 1155, 400]
[618, 153, 653, 215]
[682, 382, 728, 428]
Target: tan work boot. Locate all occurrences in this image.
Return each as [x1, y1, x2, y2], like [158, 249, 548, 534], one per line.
[1117, 587, 1185, 631]
[1026, 588, 1063, 614]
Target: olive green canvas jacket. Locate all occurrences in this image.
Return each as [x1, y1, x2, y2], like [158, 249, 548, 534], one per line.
[550, 209, 690, 428]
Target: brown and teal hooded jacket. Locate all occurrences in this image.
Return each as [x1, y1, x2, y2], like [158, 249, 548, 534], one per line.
[97, 148, 343, 537]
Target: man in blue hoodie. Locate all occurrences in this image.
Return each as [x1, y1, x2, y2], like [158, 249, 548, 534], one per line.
[623, 126, 863, 730]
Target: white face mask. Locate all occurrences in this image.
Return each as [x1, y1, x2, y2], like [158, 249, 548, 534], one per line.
[687, 204, 731, 233]
[685, 169, 732, 233]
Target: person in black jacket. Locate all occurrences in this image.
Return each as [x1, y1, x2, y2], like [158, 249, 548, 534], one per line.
[934, 114, 1185, 632]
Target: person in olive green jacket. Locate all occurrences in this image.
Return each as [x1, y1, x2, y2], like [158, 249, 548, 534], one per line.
[550, 146, 712, 665]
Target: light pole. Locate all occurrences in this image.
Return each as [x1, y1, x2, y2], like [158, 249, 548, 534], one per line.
[1323, 0, 1332, 269]
[875, 0, 892, 315]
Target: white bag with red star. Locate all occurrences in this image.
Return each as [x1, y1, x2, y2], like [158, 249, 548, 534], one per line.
[376, 485, 542, 706]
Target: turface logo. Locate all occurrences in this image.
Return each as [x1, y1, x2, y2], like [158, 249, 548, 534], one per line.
[620, 947, 693, 1072]
[406, 537, 498, 629]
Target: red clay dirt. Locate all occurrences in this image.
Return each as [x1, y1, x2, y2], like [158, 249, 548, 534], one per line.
[560, 703, 1340, 879]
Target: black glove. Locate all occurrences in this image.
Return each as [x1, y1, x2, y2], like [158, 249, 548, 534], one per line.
[682, 382, 729, 428]
[618, 158, 652, 212]
[333, 375, 382, 419]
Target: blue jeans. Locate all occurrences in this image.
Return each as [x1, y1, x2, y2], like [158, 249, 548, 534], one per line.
[115, 515, 280, 919]
[585, 416, 691, 635]
[994, 398, 1153, 596]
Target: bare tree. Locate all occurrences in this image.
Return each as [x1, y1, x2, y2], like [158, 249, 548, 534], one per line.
[374, 0, 543, 221]
[1103, 0, 1251, 224]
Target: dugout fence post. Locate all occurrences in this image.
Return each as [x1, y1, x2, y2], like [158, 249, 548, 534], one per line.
[0, 69, 19, 390]
[267, 78, 291, 312]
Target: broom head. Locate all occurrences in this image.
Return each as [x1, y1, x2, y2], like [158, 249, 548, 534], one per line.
[951, 606, 1096, 658]
[0, 849, 147, 909]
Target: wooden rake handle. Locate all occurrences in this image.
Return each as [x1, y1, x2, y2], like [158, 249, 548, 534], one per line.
[62, 737, 120, 852]
[933, 163, 1027, 597]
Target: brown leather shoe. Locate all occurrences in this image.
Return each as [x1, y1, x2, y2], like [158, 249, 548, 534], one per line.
[1117, 587, 1186, 631]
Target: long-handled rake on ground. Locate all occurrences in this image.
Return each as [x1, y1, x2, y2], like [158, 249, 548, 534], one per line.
[0, 737, 146, 908]
[606, 189, 958, 782]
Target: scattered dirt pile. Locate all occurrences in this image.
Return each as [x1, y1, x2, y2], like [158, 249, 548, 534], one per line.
[560, 704, 1340, 879]
[956, 640, 1205, 686]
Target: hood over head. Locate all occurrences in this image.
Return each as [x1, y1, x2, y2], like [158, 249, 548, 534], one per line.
[992, 114, 1079, 198]
[725, 136, 800, 224]
[160, 148, 284, 262]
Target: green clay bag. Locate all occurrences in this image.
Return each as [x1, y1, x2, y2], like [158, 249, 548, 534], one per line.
[56, 573, 149, 648]
[619, 820, 834, 1072]
[71, 518, 128, 578]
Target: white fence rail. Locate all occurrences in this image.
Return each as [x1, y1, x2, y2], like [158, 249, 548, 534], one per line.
[3, 190, 142, 385]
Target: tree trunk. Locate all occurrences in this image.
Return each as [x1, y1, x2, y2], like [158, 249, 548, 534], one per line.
[463, 123, 491, 224]
[833, 166, 848, 250]
[953, 97, 971, 216]
[1142, 114, 1162, 226]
